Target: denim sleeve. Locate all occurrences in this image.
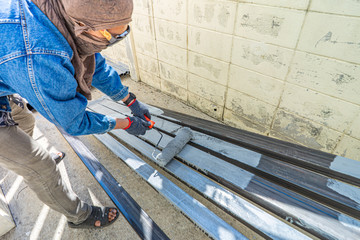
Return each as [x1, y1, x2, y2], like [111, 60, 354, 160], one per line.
[27, 54, 116, 136]
[92, 53, 129, 101]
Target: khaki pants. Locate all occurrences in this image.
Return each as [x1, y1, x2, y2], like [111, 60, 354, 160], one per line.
[0, 100, 91, 224]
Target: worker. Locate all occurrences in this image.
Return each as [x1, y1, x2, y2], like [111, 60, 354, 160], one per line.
[0, 0, 147, 229]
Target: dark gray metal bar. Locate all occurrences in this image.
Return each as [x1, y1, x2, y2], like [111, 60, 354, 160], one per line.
[94, 133, 248, 240]
[156, 108, 360, 187]
[93, 100, 360, 220]
[106, 129, 311, 240]
[87, 97, 360, 240]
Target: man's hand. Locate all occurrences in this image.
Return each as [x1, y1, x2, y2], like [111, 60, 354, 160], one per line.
[123, 92, 151, 121]
[128, 99, 151, 121]
[123, 116, 151, 136]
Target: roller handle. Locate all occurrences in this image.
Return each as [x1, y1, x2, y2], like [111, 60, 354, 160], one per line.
[145, 115, 155, 129]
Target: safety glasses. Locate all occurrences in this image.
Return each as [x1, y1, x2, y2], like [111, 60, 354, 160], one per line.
[99, 25, 131, 46]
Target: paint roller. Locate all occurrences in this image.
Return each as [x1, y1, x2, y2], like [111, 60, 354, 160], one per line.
[154, 127, 193, 167]
[143, 115, 193, 167]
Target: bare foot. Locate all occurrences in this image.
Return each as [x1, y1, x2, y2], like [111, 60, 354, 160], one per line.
[94, 208, 117, 227]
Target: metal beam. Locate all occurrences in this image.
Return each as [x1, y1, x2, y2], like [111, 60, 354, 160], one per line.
[60, 131, 169, 240]
[94, 133, 248, 240]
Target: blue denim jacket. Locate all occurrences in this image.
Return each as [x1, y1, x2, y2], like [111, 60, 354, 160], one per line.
[0, 0, 129, 135]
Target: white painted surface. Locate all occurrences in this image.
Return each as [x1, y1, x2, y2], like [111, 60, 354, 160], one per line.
[310, 0, 360, 17]
[330, 156, 360, 179]
[0, 187, 15, 237]
[239, 0, 309, 9]
[235, 4, 305, 48]
[155, 19, 187, 48]
[223, 109, 268, 135]
[132, 14, 155, 38]
[334, 136, 360, 162]
[103, 0, 360, 161]
[191, 132, 262, 168]
[188, 73, 226, 105]
[279, 84, 359, 132]
[159, 62, 188, 87]
[139, 70, 162, 89]
[287, 51, 360, 105]
[157, 41, 187, 70]
[338, 213, 360, 233]
[188, 92, 224, 119]
[231, 37, 294, 80]
[298, 12, 360, 64]
[161, 79, 188, 101]
[136, 53, 160, 76]
[188, 26, 233, 62]
[327, 179, 360, 208]
[188, 51, 229, 86]
[133, 32, 157, 57]
[180, 144, 255, 190]
[188, 0, 237, 34]
[153, 0, 187, 24]
[133, 0, 153, 16]
[348, 113, 360, 140]
[229, 64, 284, 106]
[226, 88, 277, 127]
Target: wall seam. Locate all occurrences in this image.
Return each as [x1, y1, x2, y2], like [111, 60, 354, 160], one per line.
[223, 88, 357, 135]
[306, 10, 360, 19]
[228, 34, 360, 66]
[331, 110, 360, 154]
[187, 91, 226, 120]
[268, 109, 345, 152]
[161, 50, 360, 107]
[133, 17, 360, 66]
[268, 0, 312, 136]
[226, 102, 348, 143]
[186, 0, 189, 102]
[221, 1, 239, 123]
[247, 37, 360, 65]
[237, 2, 310, 11]
[135, 42, 358, 106]
[237, 2, 360, 18]
[149, 0, 162, 91]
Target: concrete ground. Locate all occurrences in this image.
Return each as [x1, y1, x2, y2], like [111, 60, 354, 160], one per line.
[0, 76, 263, 240]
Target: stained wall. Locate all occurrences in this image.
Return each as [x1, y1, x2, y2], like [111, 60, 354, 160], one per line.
[102, 0, 360, 161]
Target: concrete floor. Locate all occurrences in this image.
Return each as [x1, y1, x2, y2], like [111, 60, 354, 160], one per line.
[0, 76, 262, 240]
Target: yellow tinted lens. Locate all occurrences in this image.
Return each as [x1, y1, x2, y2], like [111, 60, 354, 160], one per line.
[99, 29, 113, 41]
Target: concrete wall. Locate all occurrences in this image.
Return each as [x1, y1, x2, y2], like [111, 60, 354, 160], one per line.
[102, 0, 360, 161]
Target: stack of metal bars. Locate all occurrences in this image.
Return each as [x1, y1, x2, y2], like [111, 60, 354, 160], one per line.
[61, 96, 360, 240]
